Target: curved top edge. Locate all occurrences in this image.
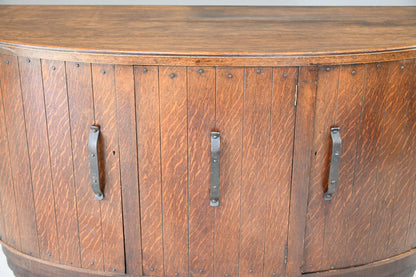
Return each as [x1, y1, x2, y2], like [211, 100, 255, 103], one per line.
[1, 41, 416, 67]
[1, 6, 416, 66]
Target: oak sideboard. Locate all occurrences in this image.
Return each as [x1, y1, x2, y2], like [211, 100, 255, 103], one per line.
[0, 5, 416, 277]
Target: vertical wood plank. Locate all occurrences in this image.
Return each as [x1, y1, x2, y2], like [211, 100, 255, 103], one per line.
[135, 66, 164, 276]
[214, 67, 244, 277]
[303, 65, 340, 272]
[66, 61, 104, 271]
[321, 64, 365, 270]
[239, 67, 273, 277]
[41, 59, 81, 267]
[405, 61, 416, 250]
[370, 60, 413, 259]
[386, 60, 415, 256]
[0, 56, 21, 251]
[0, 55, 38, 257]
[187, 67, 216, 276]
[346, 62, 390, 266]
[159, 66, 188, 277]
[18, 56, 59, 263]
[286, 66, 317, 277]
[367, 61, 411, 262]
[263, 67, 297, 277]
[115, 65, 142, 275]
[91, 64, 125, 273]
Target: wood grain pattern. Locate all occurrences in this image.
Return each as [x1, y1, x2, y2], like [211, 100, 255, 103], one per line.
[41, 59, 81, 267]
[345, 62, 390, 266]
[405, 62, 416, 251]
[91, 64, 125, 273]
[385, 60, 415, 257]
[303, 65, 340, 272]
[286, 66, 318, 277]
[115, 65, 142, 275]
[1, 6, 416, 67]
[367, 61, 411, 263]
[159, 66, 189, 277]
[0, 55, 39, 257]
[2, 242, 125, 277]
[0, 58, 21, 250]
[135, 65, 164, 276]
[239, 67, 273, 276]
[18, 56, 59, 263]
[321, 64, 365, 270]
[263, 67, 297, 277]
[214, 67, 244, 277]
[187, 67, 215, 276]
[66, 61, 103, 271]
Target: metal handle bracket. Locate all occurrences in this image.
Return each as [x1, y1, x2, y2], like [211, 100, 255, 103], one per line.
[324, 127, 342, 201]
[210, 132, 220, 206]
[89, 125, 104, 200]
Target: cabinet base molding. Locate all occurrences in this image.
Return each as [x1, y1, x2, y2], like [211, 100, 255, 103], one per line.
[1, 242, 125, 277]
[304, 247, 416, 277]
[3, 240, 416, 277]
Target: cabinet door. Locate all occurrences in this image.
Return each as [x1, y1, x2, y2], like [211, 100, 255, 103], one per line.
[300, 60, 416, 273]
[0, 56, 127, 273]
[136, 66, 297, 277]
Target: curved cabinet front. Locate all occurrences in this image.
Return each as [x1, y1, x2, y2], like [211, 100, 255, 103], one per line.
[0, 53, 416, 277]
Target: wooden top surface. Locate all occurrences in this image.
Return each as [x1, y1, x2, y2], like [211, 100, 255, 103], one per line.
[0, 6, 416, 65]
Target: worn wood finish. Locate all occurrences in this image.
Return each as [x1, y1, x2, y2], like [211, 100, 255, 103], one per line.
[1, 6, 416, 67]
[41, 59, 81, 267]
[2, 7, 416, 277]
